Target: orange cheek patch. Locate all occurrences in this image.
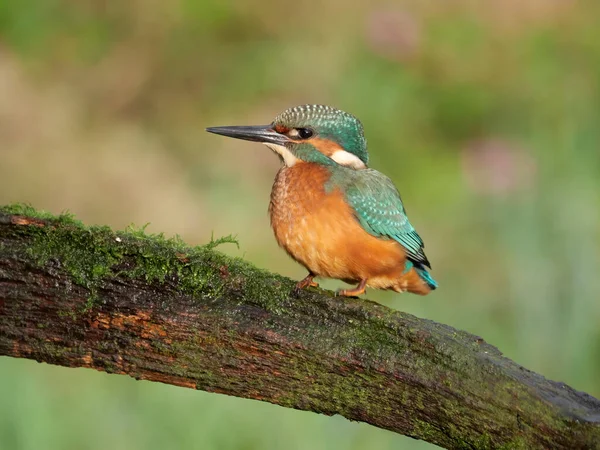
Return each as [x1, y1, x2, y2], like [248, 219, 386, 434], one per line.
[309, 138, 344, 157]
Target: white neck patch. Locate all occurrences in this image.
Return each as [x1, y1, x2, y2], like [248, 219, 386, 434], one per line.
[331, 150, 367, 169]
[264, 143, 299, 167]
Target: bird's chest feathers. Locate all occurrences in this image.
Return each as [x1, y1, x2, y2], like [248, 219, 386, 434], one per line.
[268, 163, 407, 281]
[269, 163, 343, 263]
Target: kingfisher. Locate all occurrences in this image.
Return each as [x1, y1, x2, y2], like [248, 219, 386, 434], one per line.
[206, 105, 437, 297]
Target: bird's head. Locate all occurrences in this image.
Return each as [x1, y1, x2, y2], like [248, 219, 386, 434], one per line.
[206, 105, 368, 169]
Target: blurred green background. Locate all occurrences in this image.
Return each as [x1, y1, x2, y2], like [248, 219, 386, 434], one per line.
[1, 1, 600, 449]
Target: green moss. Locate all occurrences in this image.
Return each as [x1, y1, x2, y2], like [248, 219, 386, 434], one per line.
[271, 347, 397, 419]
[497, 437, 530, 450]
[0, 204, 264, 312]
[205, 232, 239, 250]
[412, 420, 445, 446]
[0, 203, 301, 320]
[1, 203, 85, 226]
[57, 310, 77, 321]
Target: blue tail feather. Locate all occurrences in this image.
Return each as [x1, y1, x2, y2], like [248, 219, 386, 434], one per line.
[402, 260, 438, 290]
[415, 265, 438, 290]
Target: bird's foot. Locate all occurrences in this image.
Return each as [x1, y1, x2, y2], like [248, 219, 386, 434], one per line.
[292, 274, 319, 297]
[335, 279, 367, 298]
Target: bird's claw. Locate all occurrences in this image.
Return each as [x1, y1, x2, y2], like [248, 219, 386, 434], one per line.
[335, 280, 367, 298]
[293, 275, 319, 297]
[335, 289, 359, 298]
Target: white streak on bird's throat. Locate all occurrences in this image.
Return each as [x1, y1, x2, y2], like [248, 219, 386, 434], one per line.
[264, 143, 299, 167]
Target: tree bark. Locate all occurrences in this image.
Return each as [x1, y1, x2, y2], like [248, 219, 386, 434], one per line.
[0, 205, 599, 449]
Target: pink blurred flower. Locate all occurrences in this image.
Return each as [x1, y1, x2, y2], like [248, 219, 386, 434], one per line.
[365, 9, 421, 62]
[461, 138, 537, 196]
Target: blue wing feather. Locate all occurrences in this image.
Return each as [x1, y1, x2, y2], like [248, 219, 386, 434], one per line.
[342, 169, 431, 268]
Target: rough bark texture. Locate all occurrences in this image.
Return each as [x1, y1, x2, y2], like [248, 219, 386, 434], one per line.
[0, 205, 599, 450]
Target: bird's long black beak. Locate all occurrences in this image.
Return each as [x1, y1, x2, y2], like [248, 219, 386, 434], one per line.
[206, 125, 289, 146]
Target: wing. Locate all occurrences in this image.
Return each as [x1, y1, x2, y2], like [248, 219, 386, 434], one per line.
[343, 169, 430, 268]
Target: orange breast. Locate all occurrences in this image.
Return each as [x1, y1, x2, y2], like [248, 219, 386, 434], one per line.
[268, 162, 418, 291]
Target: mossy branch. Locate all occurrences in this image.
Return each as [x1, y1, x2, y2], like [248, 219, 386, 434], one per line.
[0, 205, 599, 450]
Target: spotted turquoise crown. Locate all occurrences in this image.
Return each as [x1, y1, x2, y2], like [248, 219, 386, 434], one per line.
[274, 105, 368, 165]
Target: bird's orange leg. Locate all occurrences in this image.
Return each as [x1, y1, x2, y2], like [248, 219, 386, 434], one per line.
[294, 273, 319, 294]
[336, 279, 368, 297]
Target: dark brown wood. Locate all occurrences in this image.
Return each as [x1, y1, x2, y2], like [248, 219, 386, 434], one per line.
[1, 206, 599, 449]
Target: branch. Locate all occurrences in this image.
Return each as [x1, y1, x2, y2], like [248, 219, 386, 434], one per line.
[0, 205, 599, 450]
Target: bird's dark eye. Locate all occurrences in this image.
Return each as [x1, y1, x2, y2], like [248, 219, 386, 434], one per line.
[296, 128, 314, 139]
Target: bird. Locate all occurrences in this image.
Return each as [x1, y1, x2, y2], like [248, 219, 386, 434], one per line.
[206, 104, 437, 297]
